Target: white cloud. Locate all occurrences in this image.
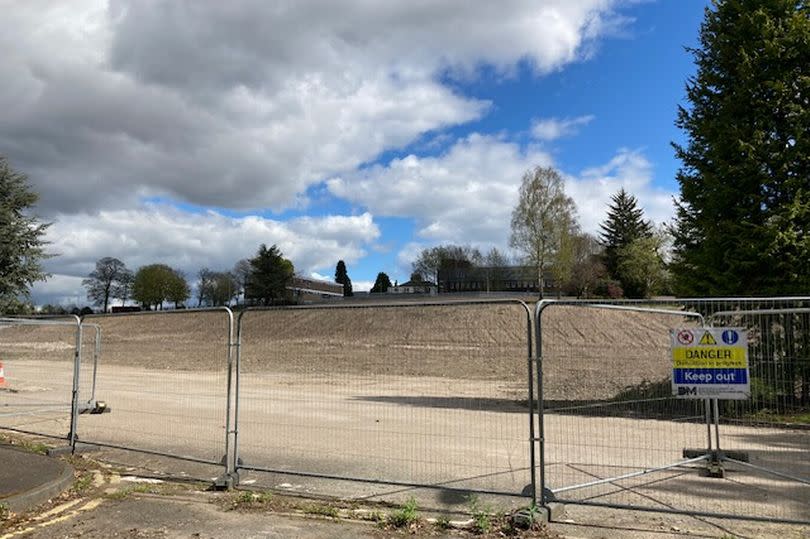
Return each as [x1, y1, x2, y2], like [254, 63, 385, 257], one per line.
[531, 115, 595, 141]
[363, 144, 674, 271]
[31, 205, 379, 305]
[567, 148, 675, 232]
[1, 1, 631, 215]
[329, 134, 553, 247]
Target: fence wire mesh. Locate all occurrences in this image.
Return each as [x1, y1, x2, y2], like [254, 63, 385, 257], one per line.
[0, 317, 79, 440]
[537, 298, 810, 524]
[235, 301, 532, 508]
[77, 309, 232, 469]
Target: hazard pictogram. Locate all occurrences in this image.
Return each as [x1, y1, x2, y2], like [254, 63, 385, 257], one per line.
[699, 331, 717, 345]
[677, 330, 694, 345]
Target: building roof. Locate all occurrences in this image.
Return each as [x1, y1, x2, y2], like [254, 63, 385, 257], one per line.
[396, 280, 437, 287]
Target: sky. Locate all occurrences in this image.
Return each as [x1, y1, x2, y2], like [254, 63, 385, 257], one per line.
[0, 1, 710, 306]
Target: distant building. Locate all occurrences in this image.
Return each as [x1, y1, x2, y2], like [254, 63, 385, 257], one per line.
[437, 266, 556, 294]
[288, 275, 344, 303]
[389, 279, 438, 295]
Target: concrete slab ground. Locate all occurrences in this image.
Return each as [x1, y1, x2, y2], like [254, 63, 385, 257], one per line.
[0, 444, 73, 513]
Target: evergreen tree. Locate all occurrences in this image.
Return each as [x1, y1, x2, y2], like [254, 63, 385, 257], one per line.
[370, 272, 392, 293]
[0, 157, 50, 312]
[598, 188, 652, 281]
[334, 260, 353, 297]
[245, 244, 294, 305]
[671, 0, 810, 295]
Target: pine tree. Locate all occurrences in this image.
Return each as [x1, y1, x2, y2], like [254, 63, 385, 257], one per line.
[0, 157, 50, 312]
[598, 188, 652, 281]
[370, 272, 392, 293]
[245, 244, 294, 305]
[334, 260, 353, 297]
[671, 0, 810, 295]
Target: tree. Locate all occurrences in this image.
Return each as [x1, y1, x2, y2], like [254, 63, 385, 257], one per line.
[210, 271, 237, 306]
[82, 257, 132, 313]
[413, 244, 482, 290]
[245, 244, 294, 305]
[671, 0, 810, 296]
[568, 233, 606, 298]
[598, 188, 652, 281]
[551, 213, 580, 298]
[197, 267, 214, 307]
[482, 247, 510, 292]
[334, 260, 353, 297]
[0, 157, 50, 312]
[509, 166, 577, 297]
[370, 272, 392, 293]
[232, 258, 252, 305]
[116, 269, 135, 306]
[132, 264, 188, 310]
[616, 233, 668, 299]
[166, 269, 190, 308]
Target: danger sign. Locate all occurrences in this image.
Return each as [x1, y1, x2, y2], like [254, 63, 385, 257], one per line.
[671, 328, 749, 400]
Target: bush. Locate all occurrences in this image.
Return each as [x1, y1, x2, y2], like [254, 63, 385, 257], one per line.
[594, 279, 624, 299]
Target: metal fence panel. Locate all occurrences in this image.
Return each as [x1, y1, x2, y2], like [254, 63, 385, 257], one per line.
[0, 317, 81, 441]
[235, 300, 533, 507]
[536, 298, 810, 524]
[77, 309, 233, 470]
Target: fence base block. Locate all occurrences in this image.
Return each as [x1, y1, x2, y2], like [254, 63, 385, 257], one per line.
[512, 502, 565, 528]
[682, 448, 750, 462]
[78, 401, 111, 415]
[213, 472, 239, 490]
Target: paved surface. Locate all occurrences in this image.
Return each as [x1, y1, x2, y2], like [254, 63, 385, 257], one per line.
[0, 445, 73, 513]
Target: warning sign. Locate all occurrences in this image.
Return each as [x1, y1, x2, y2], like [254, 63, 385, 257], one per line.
[671, 328, 749, 400]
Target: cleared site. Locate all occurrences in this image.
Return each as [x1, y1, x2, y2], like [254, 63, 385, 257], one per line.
[1, 302, 808, 527]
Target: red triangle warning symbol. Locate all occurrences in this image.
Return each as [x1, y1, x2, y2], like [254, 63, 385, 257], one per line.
[699, 331, 717, 345]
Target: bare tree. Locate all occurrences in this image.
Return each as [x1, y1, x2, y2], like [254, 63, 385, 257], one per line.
[197, 267, 214, 307]
[509, 166, 577, 298]
[83, 257, 131, 313]
[232, 258, 252, 304]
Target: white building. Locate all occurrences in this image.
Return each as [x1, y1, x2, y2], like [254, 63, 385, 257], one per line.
[388, 279, 437, 295]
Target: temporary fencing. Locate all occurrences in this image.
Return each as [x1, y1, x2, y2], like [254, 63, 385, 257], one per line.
[77, 308, 234, 477]
[0, 316, 82, 443]
[233, 300, 534, 504]
[1, 297, 807, 524]
[535, 298, 810, 524]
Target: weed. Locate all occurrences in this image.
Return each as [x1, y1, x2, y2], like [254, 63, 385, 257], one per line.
[0, 503, 9, 521]
[467, 495, 492, 534]
[106, 489, 131, 501]
[368, 510, 385, 523]
[302, 503, 339, 518]
[229, 490, 274, 510]
[388, 497, 419, 528]
[72, 472, 94, 494]
[434, 515, 452, 530]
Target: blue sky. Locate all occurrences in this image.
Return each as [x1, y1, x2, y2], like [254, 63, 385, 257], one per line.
[0, 1, 710, 304]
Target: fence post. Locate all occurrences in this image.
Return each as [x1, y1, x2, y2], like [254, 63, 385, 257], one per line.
[534, 300, 552, 509]
[215, 307, 237, 489]
[231, 309, 246, 482]
[68, 314, 82, 451]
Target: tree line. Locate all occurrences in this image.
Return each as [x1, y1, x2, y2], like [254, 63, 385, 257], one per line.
[75, 244, 299, 312]
[408, 179, 664, 298]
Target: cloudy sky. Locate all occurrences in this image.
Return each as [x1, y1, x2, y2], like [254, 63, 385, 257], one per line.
[2, 1, 708, 305]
